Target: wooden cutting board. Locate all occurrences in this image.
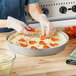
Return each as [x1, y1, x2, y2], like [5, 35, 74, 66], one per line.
[0, 28, 76, 76]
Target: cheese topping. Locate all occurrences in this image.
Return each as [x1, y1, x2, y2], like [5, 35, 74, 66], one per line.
[8, 29, 67, 49]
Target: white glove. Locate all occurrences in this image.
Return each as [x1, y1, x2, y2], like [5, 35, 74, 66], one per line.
[7, 16, 34, 35]
[38, 14, 56, 36]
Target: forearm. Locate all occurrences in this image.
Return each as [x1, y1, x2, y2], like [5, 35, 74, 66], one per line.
[28, 3, 43, 22]
[0, 20, 7, 28]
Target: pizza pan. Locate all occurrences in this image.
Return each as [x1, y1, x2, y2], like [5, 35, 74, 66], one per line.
[6, 30, 69, 56]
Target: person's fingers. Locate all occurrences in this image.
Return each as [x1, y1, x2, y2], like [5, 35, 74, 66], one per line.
[15, 24, 23, 32]
[41, 24, 46, 35]
[52, 27, 56, 34]
[22, 22, 31, 30]
[46, 27, 53, 36]
[46, 23, 56, 36]
[46, 24, 53, 36]
[20, 28, 34, 35]
[50, 25, 56, 35]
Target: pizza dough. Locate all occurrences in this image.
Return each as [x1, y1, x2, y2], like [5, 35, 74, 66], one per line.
[8, 29, 67, 49]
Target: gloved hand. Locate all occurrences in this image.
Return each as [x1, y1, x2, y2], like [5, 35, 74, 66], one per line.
[7, 16, 34, 35]
[38, 14, 56, 36]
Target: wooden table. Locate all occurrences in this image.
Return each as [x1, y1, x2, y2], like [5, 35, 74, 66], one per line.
[0, 28, 76, 76]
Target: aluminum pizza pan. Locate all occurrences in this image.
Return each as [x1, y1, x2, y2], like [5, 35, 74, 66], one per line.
[6, 30, 69, 56]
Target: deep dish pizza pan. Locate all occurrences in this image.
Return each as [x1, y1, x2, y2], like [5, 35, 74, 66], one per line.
[6, 30, 69, 56]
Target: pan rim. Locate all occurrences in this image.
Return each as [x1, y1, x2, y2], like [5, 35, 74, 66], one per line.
[6, 30, 69, 50]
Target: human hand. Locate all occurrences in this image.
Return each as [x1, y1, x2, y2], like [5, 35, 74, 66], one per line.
[39, 14, 56, 36]
[7, 16, 34, 35]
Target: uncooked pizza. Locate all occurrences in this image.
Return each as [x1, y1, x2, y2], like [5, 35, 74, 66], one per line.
[8, 29, 67, 49]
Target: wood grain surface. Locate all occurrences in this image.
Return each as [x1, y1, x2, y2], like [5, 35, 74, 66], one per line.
[0, 28, 76, 76]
